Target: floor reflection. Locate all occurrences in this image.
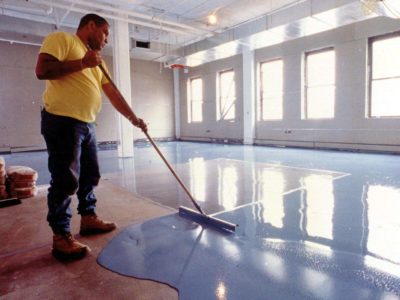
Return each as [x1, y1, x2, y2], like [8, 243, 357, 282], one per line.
[106, 154, 400, 276]
[5, 142, 400, 298]
[303, 174, 335, 240]
[106, 158, 347, 216]
[366, 185, 400, 264]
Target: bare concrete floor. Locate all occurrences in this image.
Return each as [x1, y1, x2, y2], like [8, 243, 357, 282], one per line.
[0, 180, 178, 299]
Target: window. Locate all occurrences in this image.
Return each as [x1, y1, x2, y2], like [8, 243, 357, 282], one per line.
[369, 33, 400, 117]
[217, 69, 236, 121]
[260, 59, 284, 120]
[187, 77, 203, 123]
[303, 48, 335, 119]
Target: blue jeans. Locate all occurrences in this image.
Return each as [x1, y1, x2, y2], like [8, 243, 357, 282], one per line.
[41, 109, 100, 234]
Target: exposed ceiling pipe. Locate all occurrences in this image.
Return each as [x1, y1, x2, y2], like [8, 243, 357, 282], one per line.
[152, 0, 191, 20]
[27, 0, 196, 36]
[0, 37, 41, 46]
[56, 3, 74, 29]
[65, 0, 211, 34]
[28, 0, 210, 35]
[0, 3, 52, 17]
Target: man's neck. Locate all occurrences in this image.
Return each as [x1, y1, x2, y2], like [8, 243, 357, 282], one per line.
[76, 31, 88, 47]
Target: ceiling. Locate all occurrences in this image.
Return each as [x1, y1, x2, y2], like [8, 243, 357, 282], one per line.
[0, 0, 399, 67]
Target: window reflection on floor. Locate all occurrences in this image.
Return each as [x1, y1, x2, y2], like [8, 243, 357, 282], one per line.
[367, 185, 400, 263]
[189, 157, 206, 202]
[259, 169, 285, 228]
[217, 164, 239, 210]
[303, 175, 334, 240]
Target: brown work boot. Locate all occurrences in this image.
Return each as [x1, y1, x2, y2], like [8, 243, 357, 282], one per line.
[52, 233, 90, 260]
[80, 214, 117, 236]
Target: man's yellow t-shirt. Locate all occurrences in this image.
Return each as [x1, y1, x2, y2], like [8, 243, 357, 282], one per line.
[39, 32, 109, 123]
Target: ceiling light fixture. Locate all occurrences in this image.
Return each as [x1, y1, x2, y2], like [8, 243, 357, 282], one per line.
[208, 13, 218, 25]
[360, 0, 400, 18]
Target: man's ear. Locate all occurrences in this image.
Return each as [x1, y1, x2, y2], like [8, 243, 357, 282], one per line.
[87, 20, 96, 30]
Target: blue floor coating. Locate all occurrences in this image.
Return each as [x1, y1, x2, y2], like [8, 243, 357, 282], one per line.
[4, 142, 400, 298]
[98, 201, 400, 300]
[98, 160, 400, 300]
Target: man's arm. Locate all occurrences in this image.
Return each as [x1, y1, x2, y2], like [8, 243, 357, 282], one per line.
[35, 50, 102, 80]
[102, 82, 147, 132]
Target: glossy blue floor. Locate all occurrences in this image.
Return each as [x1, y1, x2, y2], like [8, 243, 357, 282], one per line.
[3, 142, 400, 299]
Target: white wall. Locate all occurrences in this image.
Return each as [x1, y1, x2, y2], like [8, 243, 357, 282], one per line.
[0, 43, 44, 152]
[131, 59, 175, 140]
[0, 42, 174, 152]
[179, 17, 400, 152]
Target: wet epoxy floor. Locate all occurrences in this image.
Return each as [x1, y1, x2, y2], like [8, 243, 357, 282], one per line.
[3, 142, 400, 299]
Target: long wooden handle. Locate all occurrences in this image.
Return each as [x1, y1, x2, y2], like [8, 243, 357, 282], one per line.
[95, 59, 205, 215]
[143, 131, 205, 215]
[99, 64, 113, 86]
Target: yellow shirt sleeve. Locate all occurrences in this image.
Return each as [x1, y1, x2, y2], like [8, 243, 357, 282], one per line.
[39, 32, 108, 123]
[40, 32, 70, 61]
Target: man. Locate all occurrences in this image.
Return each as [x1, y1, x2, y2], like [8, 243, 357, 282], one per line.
[35, 13, 147, 260]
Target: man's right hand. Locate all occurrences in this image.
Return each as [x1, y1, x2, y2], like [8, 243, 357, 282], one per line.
[82, 50, 102, 69]
[137, 118, 148, 132]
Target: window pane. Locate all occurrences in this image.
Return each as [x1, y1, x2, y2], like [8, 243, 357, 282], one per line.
[307, 50, 335, 86]
[371, 78, 400, 117]
[372, 36, 400, 79]
[307, 86, 335, 119]
[262, 96, 283, 120]
[220, 97, 236, 120]
[188, 78, 203, 123]
[220, 71, 235, 99]
[218, 70, 236, 120]
[261, 60, 283, 94]
[192, 101, 203, 122]
[261, 59, 283, 120]
[305, 49, 335, 119]
[191, 78, 202, 101]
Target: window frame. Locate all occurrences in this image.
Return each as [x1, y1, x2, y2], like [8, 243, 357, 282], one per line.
[303, 47, 336, 120]
[187, 76, 203, 123]
[217, 69, 236, 121]
[259, 58, 284, 121]
[367, 31, 400, 119]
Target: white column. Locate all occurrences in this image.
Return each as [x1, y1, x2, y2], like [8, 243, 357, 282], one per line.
[243, 50, 255, 145]
[112, 19, 134, 157]
[173, 68, 181, 139]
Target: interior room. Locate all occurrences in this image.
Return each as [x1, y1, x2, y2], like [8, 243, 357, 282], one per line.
[1, 0, 400, 299]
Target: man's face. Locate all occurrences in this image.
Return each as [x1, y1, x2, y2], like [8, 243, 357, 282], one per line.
[88, 22, 109, 51]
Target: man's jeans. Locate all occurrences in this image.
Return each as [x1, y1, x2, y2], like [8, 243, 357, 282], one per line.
[41, 109, 100, 234]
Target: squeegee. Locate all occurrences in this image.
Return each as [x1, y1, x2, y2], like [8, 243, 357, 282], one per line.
[96, 62, 237, 233]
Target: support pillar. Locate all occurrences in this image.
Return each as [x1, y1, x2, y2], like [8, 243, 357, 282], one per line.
[112, 19, 133, 157]
[243, 50, 255, 145]
[173, 68, 181, 139]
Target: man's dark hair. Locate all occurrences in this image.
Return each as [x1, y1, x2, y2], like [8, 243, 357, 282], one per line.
[78, 14, 108, 29]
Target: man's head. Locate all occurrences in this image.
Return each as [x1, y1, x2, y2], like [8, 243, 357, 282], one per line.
[77, 14, 109, 51]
